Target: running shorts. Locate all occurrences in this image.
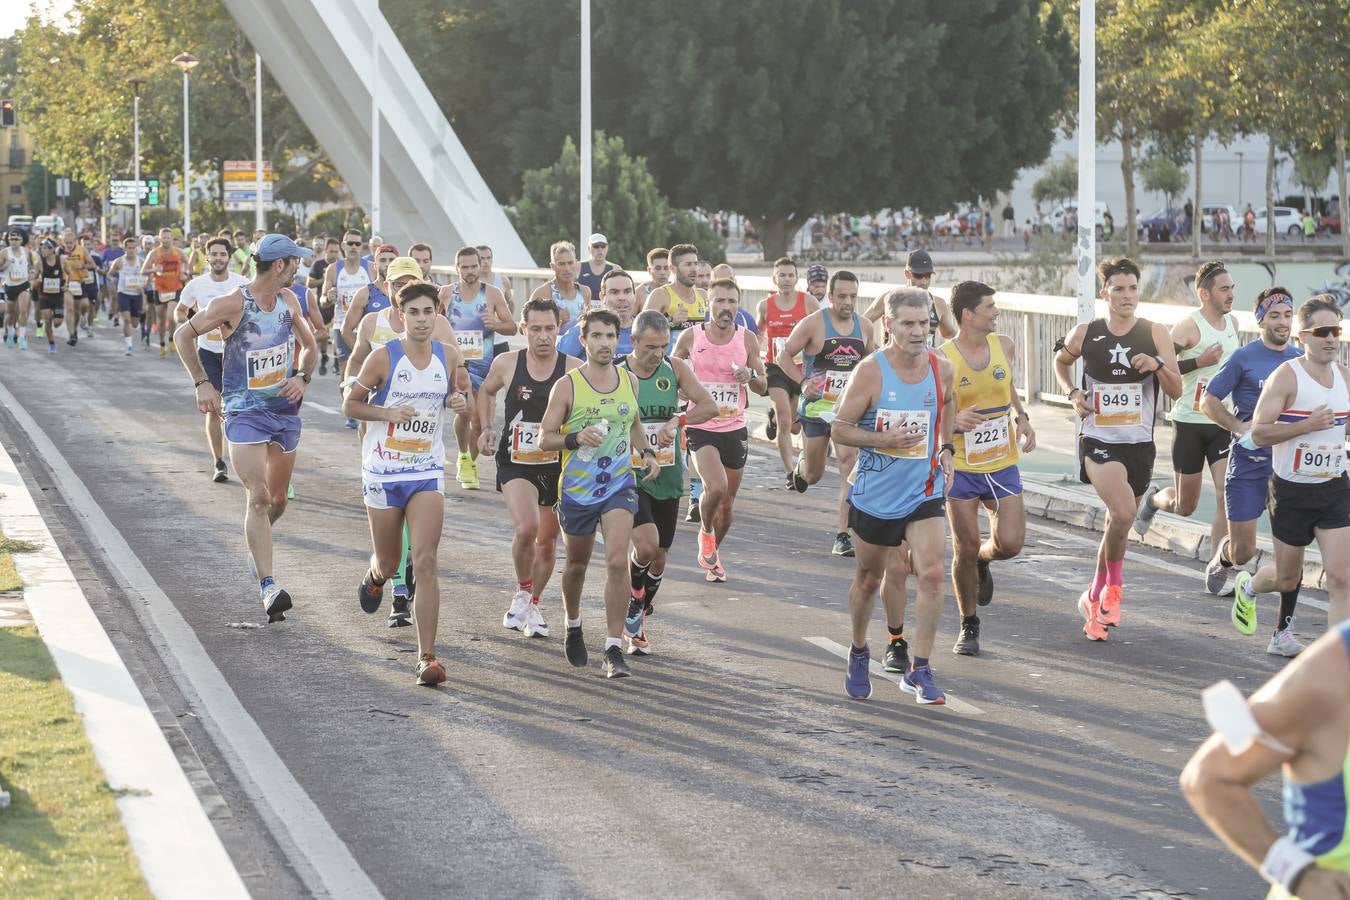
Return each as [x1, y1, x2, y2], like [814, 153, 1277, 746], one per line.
[948, 466, 1023, 503]
[765, 363, 802, 397]
[117, 292, 145, 318]
[848, 496, 946, 548]
[687, 426, 748, 471]
[4, 282, 30, 302]
[495, 459, 561, 508]
[37, 295, 64, 313]
[1079, 436, 1156, 498]
[224, 410, 301, 453]
[1269, 474, 1350, 547]
[634, 491, 680, 549]
[1171, 420, 1230, 474]
[362, 477, 443, 510]
[557, 486, 639, 537]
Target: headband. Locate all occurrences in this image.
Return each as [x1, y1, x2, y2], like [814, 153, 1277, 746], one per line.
[1254, 292, 1293, 323]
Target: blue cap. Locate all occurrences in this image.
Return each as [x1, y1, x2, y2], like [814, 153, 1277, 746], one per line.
[255, 233, 313, 262]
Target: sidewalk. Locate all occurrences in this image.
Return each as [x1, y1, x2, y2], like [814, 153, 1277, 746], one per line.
[740, 395, 1326, 591]
[0, 440, 247, 896]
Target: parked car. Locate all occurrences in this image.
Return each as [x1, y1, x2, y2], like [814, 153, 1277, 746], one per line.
[1320, 212, 1342, 236]
[6, 214, 32, 239]
[1050, 201, 1112, 238]
[32, 214, 65, 236]
[1139, 208, 1182, 243]
[1252, 206, 1302, 237]
[1200, 205, 1238, 234]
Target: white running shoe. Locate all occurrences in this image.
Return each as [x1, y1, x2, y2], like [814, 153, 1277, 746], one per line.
[1204, 536, 1230, 595]
[522, 601, 549, 638]
[1267, 627, 1304, 658]
[503, 590, 530, 631]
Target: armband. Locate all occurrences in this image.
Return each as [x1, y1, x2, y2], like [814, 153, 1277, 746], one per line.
[1201, 680, 1294, 757]
[564, 433, 581, 451]
[1261, 836, 1315, 892]
[1178, 357, 1199, 375]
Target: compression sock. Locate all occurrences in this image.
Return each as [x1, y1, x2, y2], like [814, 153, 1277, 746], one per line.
[630, 554, 651, 592]
[1105, 559, 1124, 587]
[390, 522, 410, 590]
[888, 623, 905, 640]
[1277, 589, 1300, 634]
[1090, 568, 1108, 603]
[642, 568, 664, 607]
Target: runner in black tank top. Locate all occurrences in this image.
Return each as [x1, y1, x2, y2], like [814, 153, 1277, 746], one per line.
[474, 297, 580, 639]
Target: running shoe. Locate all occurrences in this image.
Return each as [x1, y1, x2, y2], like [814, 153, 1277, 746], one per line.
[623, 628, 651, 656]
[263, 583, 292, 623]
[977, 559, 994, 606]
[168, 339, 175, 353]
[17, 336, 27, 350]
[387, 591, 412, 628]
[765, 406, 777, 440]
[882, 636, 910, 673]
[159, 344, 167, 359]
[900, 664, 946, 705]
[1205, 536, 1231, 595]
[603, 644, 631, 678]
[67, 335, 77, 347]
[124, 346, 132, 356]
[953, 617, 981, 656]
[791, 459, 809, 493]
[416, 654, 447, 686]
[457, 453, 480, 490]
[704, 559, 727, 583]
[831, 532, 855, 557]
[565, 625, 587, 667]
[1132, 484, 1161, 536]
[213, 459, 229, 483]
[47, 343, 56, 354]
[1231, 571, 1258, 636]
[522, 601, 549, 638]
[319, 357, 328, 377]
[685, 501, 700, 523]
[82, 324, 92, 337]
[784, 472, 797, 491]
[623, 593, 645, 638]
[1098, 585, 1123, 627]
[344, 417, 359, 429]
[358, 568, 385, 614]
[697, 530, 719, 570]
[503, 589, 531, 630]
[36, 322, 44, 338]
[845, 646, 872, 700]
[1077, 589, 1108, 641]
[1267, 627, 1303, 657]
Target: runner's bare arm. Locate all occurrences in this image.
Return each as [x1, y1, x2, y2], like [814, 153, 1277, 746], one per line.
[340, 285, 368, 349]
[999, 335, 1037, 451]
[672, 325, 695, 361]
[934, 295, 957, 340]
[672, 356, 717, 427]
[743, 331, 768, 396]
[1250, 365, 1316, 447]
[174, 289, 244, 386]
[342, 349, 405, 422]
[485, 284, 517, 336]
[627, 370, 660, 482]
[538, 377, 576, 452]
[474, 352, 514, 450]
[828, 359, 884, 450]
[1150, 322, 1183, 399]
[775, 315, 819, 386]
[139, 248, 157, 276]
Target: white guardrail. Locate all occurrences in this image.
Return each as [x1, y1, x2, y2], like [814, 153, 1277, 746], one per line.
[433, 265, 1319, 411]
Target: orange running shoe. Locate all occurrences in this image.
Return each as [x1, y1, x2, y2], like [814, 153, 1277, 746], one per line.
[1098, 585, 1123, 627]
[1077, 589, 1108, 641]
[697, 529, 718, 571]
[416, 654, 447, 686]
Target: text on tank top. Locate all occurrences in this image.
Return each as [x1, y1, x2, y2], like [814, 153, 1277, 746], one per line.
[222, 288, 296, 416]
[559, 367, 638, 504]
[361, 339, 450, 482]
[940, 333, 1019, 473]
[689, 324, 749, 431]
[623, 357, 684, 499]
[498, 352, 568, 465]
[849, 351, 945, 518]
[662, 284, 707, 327]
[765, 291, 808, 366]
[802, 312, 866, 420]
[1272, 360, 1350, 483]
[1171, 309, 1241, 423]
[449, 282, 494, 365]
[1079, 317, 1160, 444]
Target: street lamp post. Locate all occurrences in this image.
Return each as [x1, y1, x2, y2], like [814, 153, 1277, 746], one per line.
[1075, 0, 1096, 326]
[173, 53, 199, 234]
[128, 76, 146, 235]
[579, 0, 591, 248]
[1237, 150, 1245, 209]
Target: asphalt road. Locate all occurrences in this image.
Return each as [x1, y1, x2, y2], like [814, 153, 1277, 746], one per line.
[0, 322, 1309, 899]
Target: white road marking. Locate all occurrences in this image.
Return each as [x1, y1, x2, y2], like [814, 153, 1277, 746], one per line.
[0, 439, 248, 897]
[305, 401, 340, 415]
[804, 637, 986, 716]
[0, 379, 382, 900]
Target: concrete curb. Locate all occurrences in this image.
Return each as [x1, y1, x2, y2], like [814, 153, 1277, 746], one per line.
[0, 440, 248, 897]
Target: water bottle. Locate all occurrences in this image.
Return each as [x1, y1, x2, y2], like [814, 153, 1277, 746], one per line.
[577, 418, 608, 462]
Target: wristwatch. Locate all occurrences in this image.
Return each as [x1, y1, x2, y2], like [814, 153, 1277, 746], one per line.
[940, 442, 956, 456]
[298, 370, 312, 384]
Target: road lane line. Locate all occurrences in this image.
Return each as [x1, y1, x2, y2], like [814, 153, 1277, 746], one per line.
[0, 379, 382, 900]
[0, 440, 249, 898]
[305, 401, 340, 415]
[804, 637, 986, 716]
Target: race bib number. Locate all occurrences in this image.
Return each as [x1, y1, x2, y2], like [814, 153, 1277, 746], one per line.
[1193, 377, 1209, 404]
[42, 277, 61, 293]
[69, 282, 81, 298]
[386, 406, 438, 455]
[1092, 383, 1143, 427]
[771, 337, 802, 366]
[966, 413, 1011, 466]
[126, 274, 147, 291]
[631, 422, 676, 468]
[874, 409, 930, 459]
[510, 421, 559, 465]
[823, 370, 853, 404]
[1293, 442, 1345, 480]
[334, 290, 353, 325]
[159, 290, 177, 302]
[246, 344, 288, 391]
[707, 382, 742, 419]
[204, 327, 223, 344]
[456, 330, 484, 360]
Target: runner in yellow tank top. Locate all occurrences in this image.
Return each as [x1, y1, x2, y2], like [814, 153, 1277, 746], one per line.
[938, 282, 1036, 657]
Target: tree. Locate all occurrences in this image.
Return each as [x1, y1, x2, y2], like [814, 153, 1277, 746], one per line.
[511, 133, 724, 269]
[1032, 157, 1078, 209]
[1139, 155, 1188, 213]
[1292, 141, 1334, 211]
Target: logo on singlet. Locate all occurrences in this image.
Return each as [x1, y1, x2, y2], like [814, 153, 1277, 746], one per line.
[1108, 343, 1132, 367]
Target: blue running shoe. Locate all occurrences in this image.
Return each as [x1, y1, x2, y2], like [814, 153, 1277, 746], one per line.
[624, 594, 645, 638]
[845, 646, 872, 700]
[900, 664, 946, 706]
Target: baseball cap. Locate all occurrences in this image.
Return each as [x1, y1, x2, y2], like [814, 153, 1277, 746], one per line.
[807, 264, 829, 283]
[906, 249, 934, 275]
[255, 233, 314, 262]
[589, 233, 608, 246]
[385, 257, 424, 282]
[375, 242, 399, 256]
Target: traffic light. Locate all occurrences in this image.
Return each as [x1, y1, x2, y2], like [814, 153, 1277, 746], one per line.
[0, 100, 14, 127]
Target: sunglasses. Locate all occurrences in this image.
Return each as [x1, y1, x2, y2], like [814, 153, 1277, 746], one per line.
[344, 240, 362, 246]
[1303, 325, 1343, 339]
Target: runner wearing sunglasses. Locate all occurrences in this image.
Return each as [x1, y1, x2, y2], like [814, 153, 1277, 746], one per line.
[1234, 295, 1350, 642]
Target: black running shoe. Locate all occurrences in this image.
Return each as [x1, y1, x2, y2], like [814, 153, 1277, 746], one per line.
[953, 617, 981, 656]
[319, 354, 328, 377]
[387, 592, 412, 627]
[977, 559, 993, 607]
[685, 502, 700, 524]
[565, 625, 588, 667]
[403, 549, 416, 601]
[213, 459, 229, 483]
[791, 459, 809, 493]
[67, 334, 77, 347]
[603, 644, 631, 678]
[765, 406, 777, 440]
[263, 584, 292, 623]
[358, 570, 385, 614]
[882, 637, 910, 673]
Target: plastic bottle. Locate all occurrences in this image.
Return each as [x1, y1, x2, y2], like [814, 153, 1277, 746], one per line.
[577, 418, 608, 462]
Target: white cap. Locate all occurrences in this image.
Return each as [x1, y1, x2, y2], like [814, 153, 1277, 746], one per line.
[588, 233, 608, 246]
